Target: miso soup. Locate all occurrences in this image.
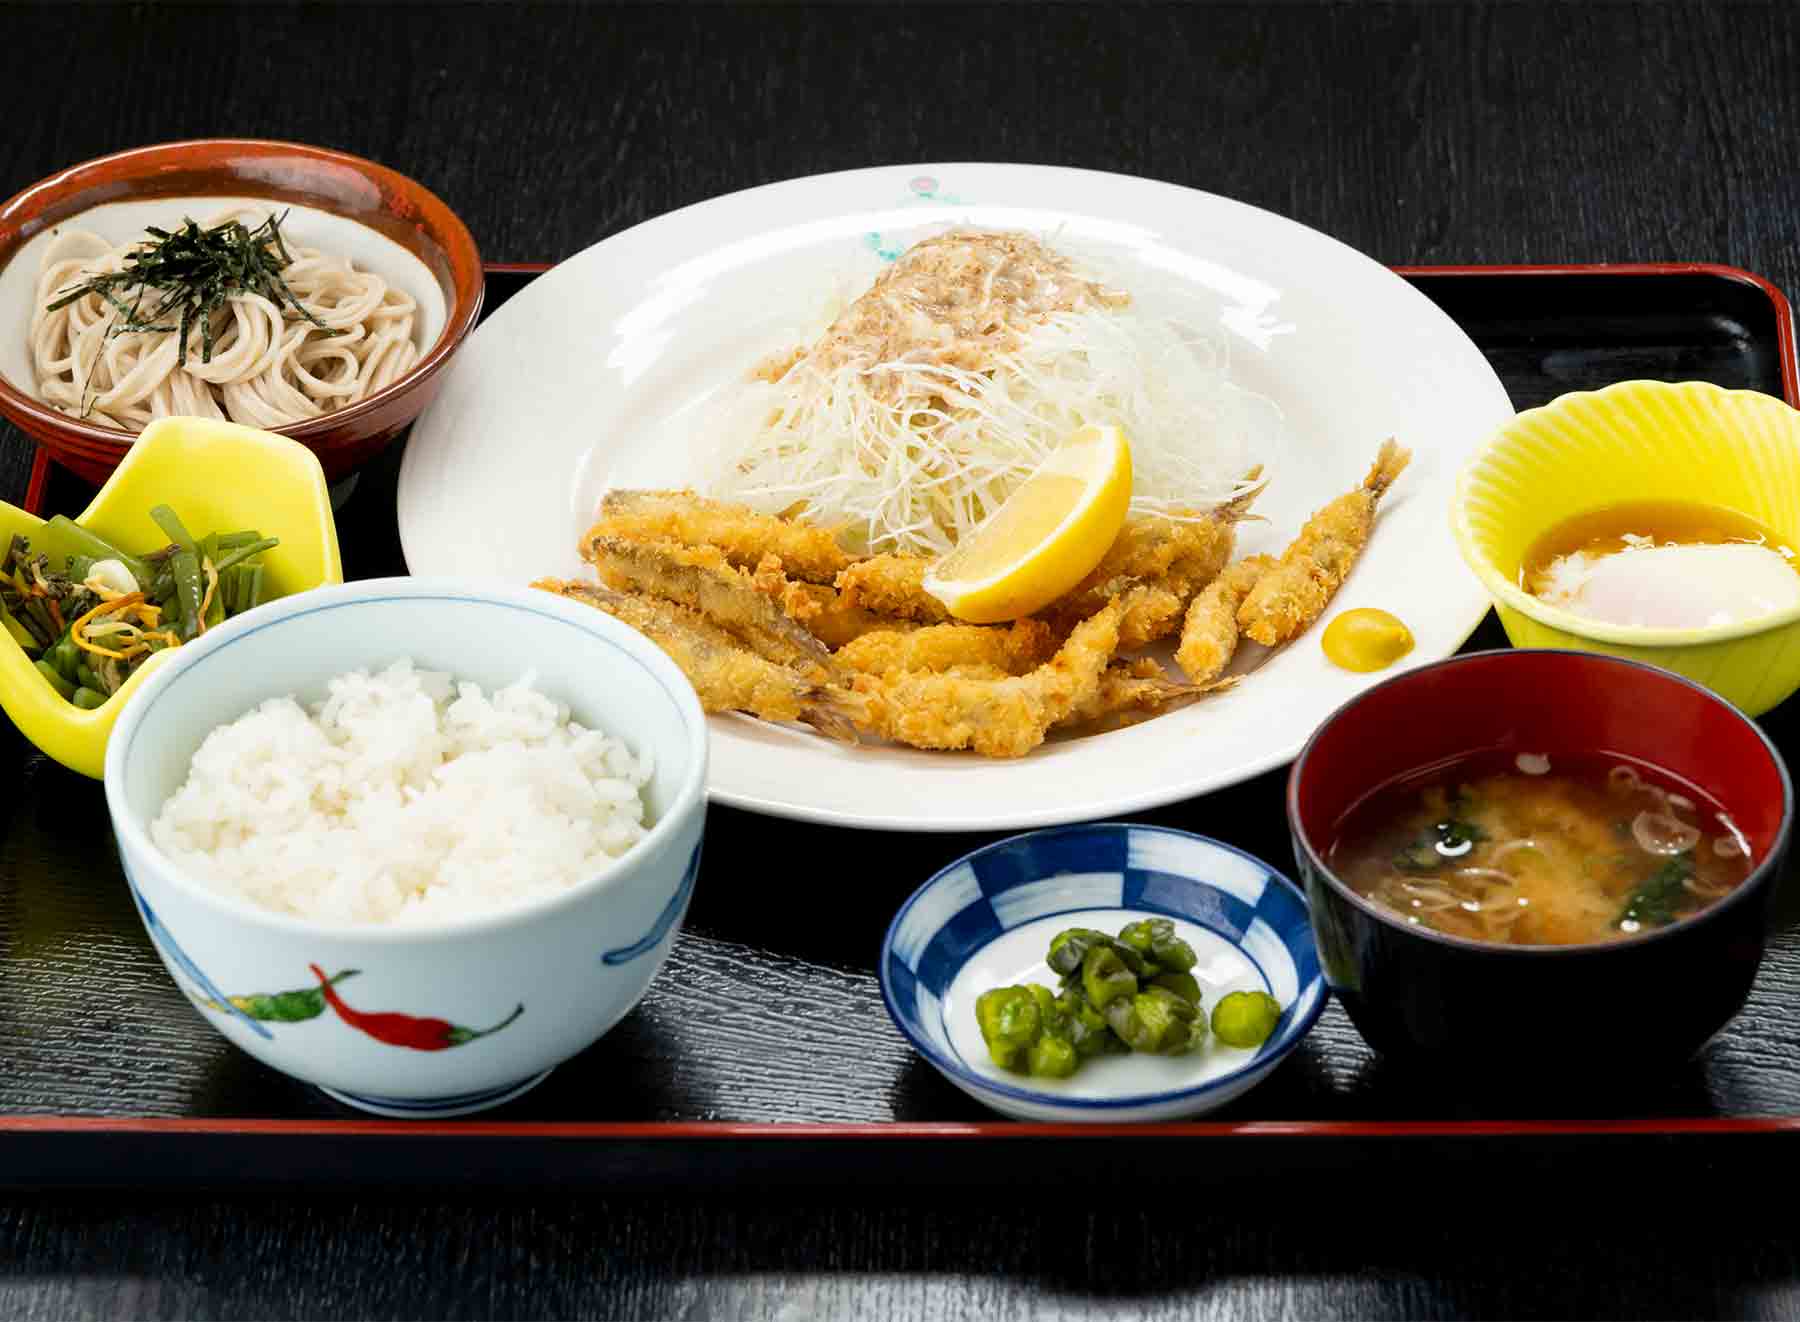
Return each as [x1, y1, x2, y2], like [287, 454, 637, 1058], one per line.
[1327, 751, 1753, 946]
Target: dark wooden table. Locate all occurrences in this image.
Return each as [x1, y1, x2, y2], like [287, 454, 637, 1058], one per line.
[5, 3, 1800, 1317]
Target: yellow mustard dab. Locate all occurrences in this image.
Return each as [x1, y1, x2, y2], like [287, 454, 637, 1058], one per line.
[1321, 608, 1414, 672]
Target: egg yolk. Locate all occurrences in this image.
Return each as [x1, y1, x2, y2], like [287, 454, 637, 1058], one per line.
[1322, 608, 1414, 672]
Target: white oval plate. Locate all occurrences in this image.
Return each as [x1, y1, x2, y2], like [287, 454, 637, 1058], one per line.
[398, 163, 1512, 831]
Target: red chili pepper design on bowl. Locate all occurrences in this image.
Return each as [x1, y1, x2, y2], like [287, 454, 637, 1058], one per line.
[308, 964, 524, 1051]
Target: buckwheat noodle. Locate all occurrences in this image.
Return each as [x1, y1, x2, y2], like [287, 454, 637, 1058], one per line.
[29, 207, 421, 431]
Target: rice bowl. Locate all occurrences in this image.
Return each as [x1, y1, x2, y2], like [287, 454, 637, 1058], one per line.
[103, 577, 707, 1116]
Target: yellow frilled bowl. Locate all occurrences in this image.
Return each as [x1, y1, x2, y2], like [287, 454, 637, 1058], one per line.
[1452, 379, 1800, 717]
[1, 417, 343, 777]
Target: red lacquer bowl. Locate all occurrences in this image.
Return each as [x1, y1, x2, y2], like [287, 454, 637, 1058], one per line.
[0, 139, 483, 483]
[1287, 649, 1792, 1072]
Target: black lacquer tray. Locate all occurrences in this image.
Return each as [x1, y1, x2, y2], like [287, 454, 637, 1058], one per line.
[6, 262, 1800, 1190]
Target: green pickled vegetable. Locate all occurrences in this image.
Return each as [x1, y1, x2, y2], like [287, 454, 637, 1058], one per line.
[41, 516, 151, 588]
[1047, 927, 1113, 976]
[1027, 1034, 1079, 1078]
[239, 563, 266, 611]
[1, 612, 34, 652]
[1150, 971, 1202, 1006]
[974, 915, 1266, 1080]
[1119, 916, 1198, 974]
[975, 986, 1044, 1071]
[5, 509, 278, 706]
[34, 658, 74, 700]
[48, 633, 81, 683]
[1211, 990, 1283, 1048]
[1054, 987, 1121, 1057]
[149, 505, 199, 555]
[1117, 917, 1169, 959]
[212, 537, 278, 576]
[1081, 944, 1138, 1010]
[169, 547, 204, 641]
[1106, 987, 1201, 1055]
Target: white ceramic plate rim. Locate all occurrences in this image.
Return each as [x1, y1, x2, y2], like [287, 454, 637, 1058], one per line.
[398, 162, 1513, 831]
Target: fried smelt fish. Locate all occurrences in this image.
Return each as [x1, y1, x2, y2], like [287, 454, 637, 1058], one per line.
[834, 553, 950, 623]
[585, 535, 834, 672]
[749, 555, 895, 648]
[1058, 657, 1219, 731]
[1237, 440, 1411, 648]
[535, 579, 863, 741]
[1176, 554, 1277, 684]
[837, 618, 1056, 678]
[1049, 473, 1266, 646]
[1113, 582, 1189, 652]
[1057, 471, 1264, 606]
[588, 489, 857, 583]
[851, 598, 1125, 757]
[833, 472, 1265, 638]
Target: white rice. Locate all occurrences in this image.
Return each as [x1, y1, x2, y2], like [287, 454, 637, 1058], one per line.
[149, 659, 654, 926]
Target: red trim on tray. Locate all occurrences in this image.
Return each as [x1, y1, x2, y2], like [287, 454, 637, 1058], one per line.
[1, 1116, 1799, 1139]
[23, 445, 50, 517]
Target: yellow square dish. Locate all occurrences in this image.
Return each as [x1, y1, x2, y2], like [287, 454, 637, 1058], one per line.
[0, 417, 343, 777]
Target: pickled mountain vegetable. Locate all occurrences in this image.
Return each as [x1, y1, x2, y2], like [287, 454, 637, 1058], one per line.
[973, 916, 1266, 1079]
[1081, 944, 1138, 1009]
[1106, 986, 1200, 1054]
[1210, 990, 1283, 1048]
[974, 985, 1047, 1071]
[1, 507, 278, 708]
[1118, 917, 1199, 972]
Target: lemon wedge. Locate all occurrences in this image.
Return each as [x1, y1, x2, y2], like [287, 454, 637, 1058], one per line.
[924, 424, 1133, 623]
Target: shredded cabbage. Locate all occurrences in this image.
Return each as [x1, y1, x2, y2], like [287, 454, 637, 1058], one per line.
[695, 290, 1281, 557]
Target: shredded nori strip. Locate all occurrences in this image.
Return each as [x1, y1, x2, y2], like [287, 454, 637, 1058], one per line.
[45, 211, 339, 369]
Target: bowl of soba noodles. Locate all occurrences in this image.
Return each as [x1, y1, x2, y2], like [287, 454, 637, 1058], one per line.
[1287, 648, 1792, 1072]
[0, 139, 483, 484]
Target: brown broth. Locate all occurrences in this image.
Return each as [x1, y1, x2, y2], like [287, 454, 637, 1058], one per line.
[1327, 750, 1753, 946]
[1521, 500, 1799, 594]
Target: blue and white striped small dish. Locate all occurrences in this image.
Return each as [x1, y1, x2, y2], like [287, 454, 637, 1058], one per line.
[880, 823, 1326, 1123]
